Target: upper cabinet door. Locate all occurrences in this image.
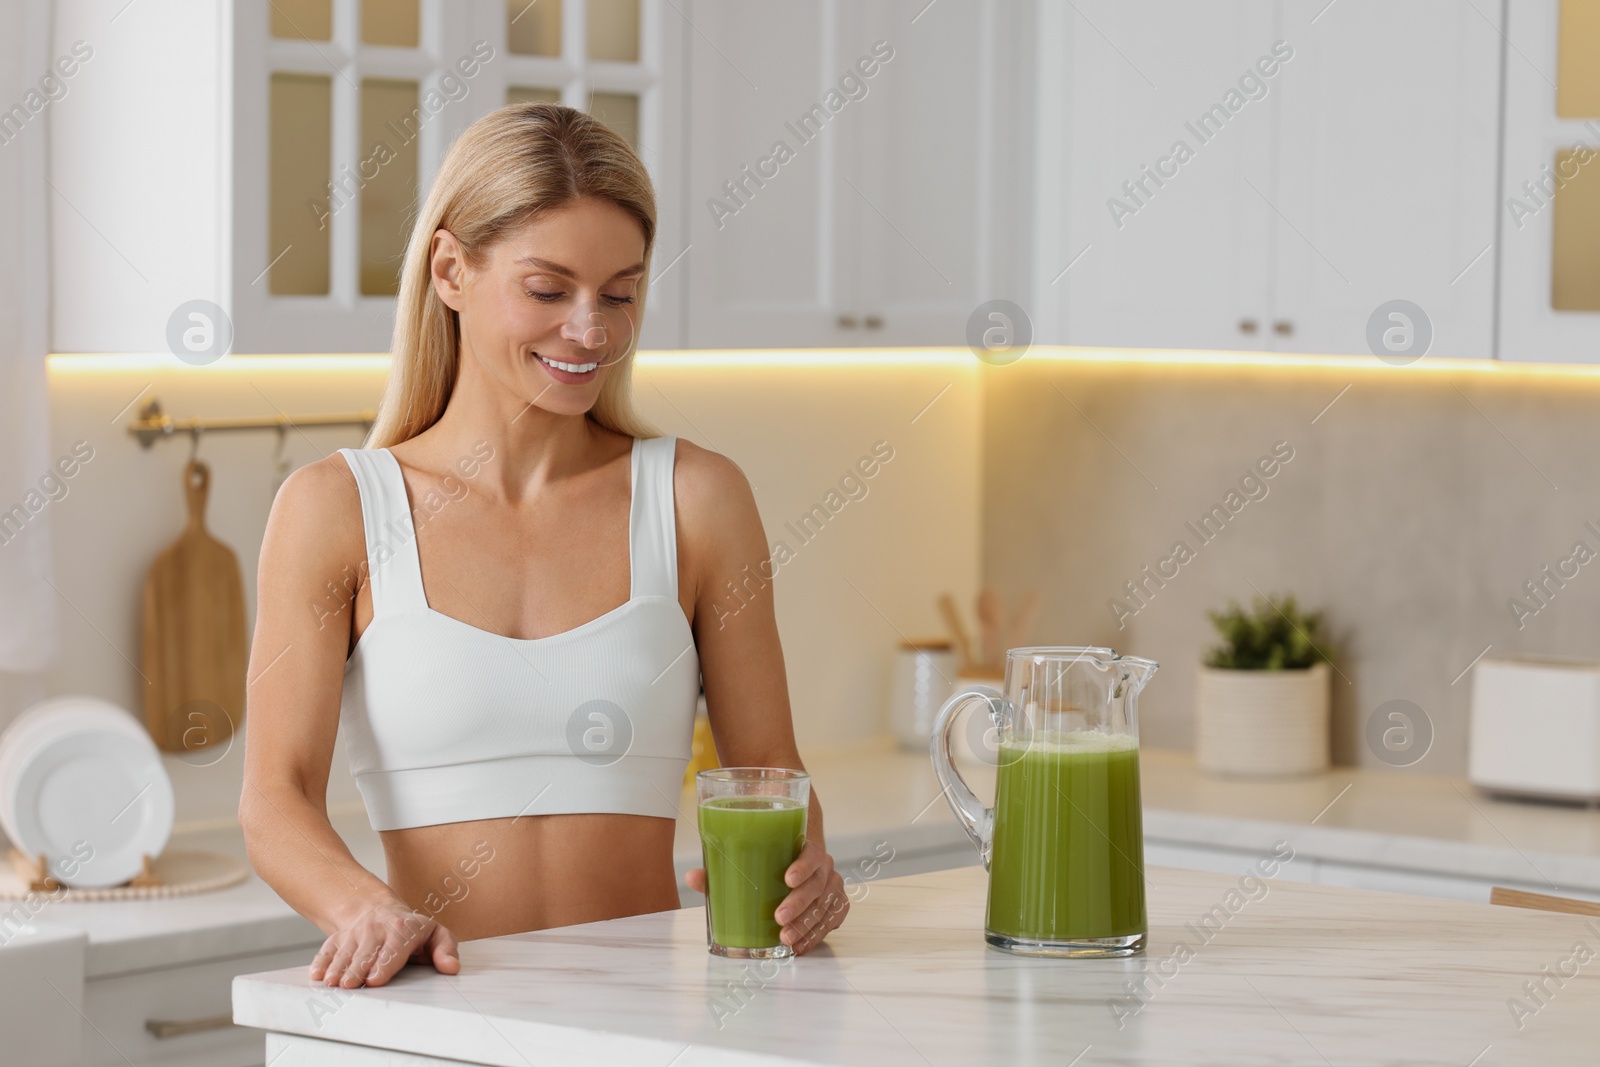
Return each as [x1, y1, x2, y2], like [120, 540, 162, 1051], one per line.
[1499, 0, 1600, 363]
[1035, 0, 1501, 359]
[1039, 0, 1280, 352]
[234, 0, 675, 354]
[679, 0, 1024, 349]
[680, 0, 859, 349]
[1270, 0, 1499, 359]
[845, 0, 1026, 347]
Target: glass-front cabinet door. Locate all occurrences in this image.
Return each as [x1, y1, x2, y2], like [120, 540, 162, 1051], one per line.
[234, 0, 682, 353]
[1500, 0, 1600, 362]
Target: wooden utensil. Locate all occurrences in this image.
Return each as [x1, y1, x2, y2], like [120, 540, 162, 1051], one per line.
[1004, 588, 1041, 651]
[937, 593, 975, 673]
[1489, 886, 1600, 917]
[140, 460, 247, 754]
[976, 587, 1003, 670]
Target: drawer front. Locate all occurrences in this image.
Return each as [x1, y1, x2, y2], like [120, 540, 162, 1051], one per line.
[85, 944, 319, 1067]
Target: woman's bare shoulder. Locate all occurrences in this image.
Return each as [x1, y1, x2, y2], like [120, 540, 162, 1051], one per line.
[275, 451, 363, 519]
[260, 451, 367, 580]
[671, 437, 756, 518]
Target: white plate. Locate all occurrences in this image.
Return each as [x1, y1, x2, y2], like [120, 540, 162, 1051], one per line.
[0, 697, 149, 850]
[6, 729, 174, 888]
[0, 699, 144, 793]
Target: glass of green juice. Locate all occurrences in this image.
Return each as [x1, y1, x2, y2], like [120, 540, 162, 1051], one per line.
[696, 767, 810, 959]
[931, 646, 1158, 958]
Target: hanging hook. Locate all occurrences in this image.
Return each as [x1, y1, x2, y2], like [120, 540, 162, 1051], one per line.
[187, 425, 203, 465]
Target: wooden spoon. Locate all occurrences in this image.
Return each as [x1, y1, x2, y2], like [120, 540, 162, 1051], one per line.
[937, 593, 975, 673]
[976, 587, 1002, 671]
[1005, 588, 1042, 652]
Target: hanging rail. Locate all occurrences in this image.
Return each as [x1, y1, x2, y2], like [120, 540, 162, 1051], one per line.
[126, 399, 376, 449]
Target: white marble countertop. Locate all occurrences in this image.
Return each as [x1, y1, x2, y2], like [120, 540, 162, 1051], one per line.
[234, 862, 1600, 1065]
[34, 738, 1600, 978]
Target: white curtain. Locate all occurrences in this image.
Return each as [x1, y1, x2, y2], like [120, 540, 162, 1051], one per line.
[0, 0, 61, 674]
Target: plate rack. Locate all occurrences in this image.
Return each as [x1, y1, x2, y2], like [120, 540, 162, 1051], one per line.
[7, 848, 162, 892]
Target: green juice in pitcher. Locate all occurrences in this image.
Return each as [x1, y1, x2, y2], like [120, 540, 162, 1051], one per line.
[986, 732, 1146, 944]
[699, 796, 807, 950]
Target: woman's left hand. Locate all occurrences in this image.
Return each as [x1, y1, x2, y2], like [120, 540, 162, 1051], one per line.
[685, 838, 850, 955]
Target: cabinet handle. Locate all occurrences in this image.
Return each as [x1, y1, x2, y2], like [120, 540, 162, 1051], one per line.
[145, 1014, 235, 1039]
[864, 315, 884, 330]
[837, 314, 858, 329]
[1273, 320, 1293, 336]
[1238, 318, 1258, 335]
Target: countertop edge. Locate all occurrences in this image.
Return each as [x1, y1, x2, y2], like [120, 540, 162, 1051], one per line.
[235, 975, 823, 1067]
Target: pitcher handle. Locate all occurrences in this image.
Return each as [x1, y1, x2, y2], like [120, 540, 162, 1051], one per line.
[930, 684, 1001, 870]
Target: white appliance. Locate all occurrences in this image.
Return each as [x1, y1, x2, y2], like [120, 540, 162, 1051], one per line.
[1469, 657, 1600, 802]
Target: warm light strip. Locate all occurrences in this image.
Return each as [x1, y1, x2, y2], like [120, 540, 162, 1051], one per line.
[46, 353, 391, 374]
[44, 346, 1600, 378]
[1017, 346, 1600, 377]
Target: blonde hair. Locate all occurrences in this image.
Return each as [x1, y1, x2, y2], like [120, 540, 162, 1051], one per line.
[368, 102, 660, 449]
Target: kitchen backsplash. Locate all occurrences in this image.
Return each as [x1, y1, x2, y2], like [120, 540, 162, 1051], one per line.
[15, 347, 1598, 827]
[983, 355, 1600, 774]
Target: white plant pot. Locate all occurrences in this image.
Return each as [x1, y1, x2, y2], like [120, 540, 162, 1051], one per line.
[1195, 662, 1331, 776]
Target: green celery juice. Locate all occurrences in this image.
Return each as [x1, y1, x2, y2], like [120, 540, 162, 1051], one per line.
[698, 796, 807, 949]
[986, 731, 1146, 942]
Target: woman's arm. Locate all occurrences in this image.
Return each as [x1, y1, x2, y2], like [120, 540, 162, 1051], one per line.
[239, 455, 458, 987]
[673, 441, 850, 954]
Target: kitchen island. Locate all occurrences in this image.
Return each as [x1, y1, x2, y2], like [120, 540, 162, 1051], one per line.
[234, 861, 1599, 1065]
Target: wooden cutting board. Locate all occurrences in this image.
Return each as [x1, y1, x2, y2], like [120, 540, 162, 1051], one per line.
[140, 460, 246, 754]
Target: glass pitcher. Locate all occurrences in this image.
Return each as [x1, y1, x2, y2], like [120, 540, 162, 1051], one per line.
[931, 646, 1158, 958]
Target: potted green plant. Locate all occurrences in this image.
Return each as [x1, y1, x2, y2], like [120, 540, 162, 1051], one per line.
[1195, 594, 1333, 776]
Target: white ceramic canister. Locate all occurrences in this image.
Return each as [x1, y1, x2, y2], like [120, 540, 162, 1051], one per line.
[889, 640, 957, 749]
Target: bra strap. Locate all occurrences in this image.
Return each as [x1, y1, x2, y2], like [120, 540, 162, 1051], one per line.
[629, 435, 680, 600]
[337, 448, 430, 617]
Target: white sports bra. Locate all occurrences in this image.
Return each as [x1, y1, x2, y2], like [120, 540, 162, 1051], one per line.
[335, 435, 700, 832]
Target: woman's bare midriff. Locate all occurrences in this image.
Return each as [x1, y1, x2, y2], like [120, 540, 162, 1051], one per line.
[339, 435, 691, 942]
[378, 812, 682, 941]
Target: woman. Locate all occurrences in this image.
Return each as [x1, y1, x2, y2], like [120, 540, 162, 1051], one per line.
[240, 103, 848, 989]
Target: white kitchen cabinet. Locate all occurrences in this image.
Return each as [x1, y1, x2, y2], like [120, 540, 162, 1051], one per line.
[1036, 0, 1279, 352]
[678, 0, 1029, 349]
[1499, 0, 1600, 362]
[51, 0, 683, 355]
[1270, 0, 1500, 359]
[83, 943, 319, 1067]
[1310, 859, 1495, 904]
[1035, 0, 1501, 360]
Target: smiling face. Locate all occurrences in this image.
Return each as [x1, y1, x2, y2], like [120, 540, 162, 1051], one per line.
[430, 196, 648, 419]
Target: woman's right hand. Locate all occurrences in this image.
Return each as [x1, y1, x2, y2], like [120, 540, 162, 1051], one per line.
[309, 900, 461, 988]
